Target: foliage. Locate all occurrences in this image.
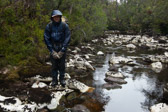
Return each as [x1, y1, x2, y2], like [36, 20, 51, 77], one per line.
[0, 0, 107, 67]
[106, 0, 168, 35]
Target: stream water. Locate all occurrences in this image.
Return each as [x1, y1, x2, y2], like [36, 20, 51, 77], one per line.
[62, 45, 168, 112]
[72, 46, 168, 112]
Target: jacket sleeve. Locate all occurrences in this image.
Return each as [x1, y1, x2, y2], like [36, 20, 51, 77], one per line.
[61, 24, 71, 52]
[44, 24, 53, 53]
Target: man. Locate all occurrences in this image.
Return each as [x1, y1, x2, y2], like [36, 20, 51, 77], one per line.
[44, 10, 71, 87]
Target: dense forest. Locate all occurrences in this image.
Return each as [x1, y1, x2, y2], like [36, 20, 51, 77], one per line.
[0, 0, 168, 67]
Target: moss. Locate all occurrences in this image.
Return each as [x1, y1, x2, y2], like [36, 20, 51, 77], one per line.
[6, 68, 19, 80]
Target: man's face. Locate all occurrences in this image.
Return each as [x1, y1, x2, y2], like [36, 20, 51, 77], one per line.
[53, 15, 61, 22]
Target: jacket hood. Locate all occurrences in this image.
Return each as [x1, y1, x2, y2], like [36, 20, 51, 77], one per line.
[51, 10, 62, 20]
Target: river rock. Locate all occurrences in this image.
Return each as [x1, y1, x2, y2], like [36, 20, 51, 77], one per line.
[97, 51, 104, 56]
[164, 52, 168, 57]
[67, 59, 75, 68]
[126, 44, 136, 50]
[151, 62, 162, 73]
[150, 103, 168, 112]
[102, 83, 122, 90]
[109, 56, 133, 65]
[145, 55, 168, 64]
[32, 82, 48, 88]
[0, 95, 37, 112]
[104, 76, 127, 84]
[108, 65, 118, 72]
[74, 57, 95, 70]
[115, 41, 122, 46]
[92, 39, 98, 43]
[0, 89, 73, 111]
[72, 50, 78, 54]
[84, 54, 90, 59]
[105, 71, 124, 79]
[71, 104, 90, 112]
[66, 79, 95, 93]
[75, 47, 81, 52]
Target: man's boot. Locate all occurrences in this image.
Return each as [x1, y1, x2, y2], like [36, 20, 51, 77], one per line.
[51, 77, 58, 87]
[59, 77, 66, 87]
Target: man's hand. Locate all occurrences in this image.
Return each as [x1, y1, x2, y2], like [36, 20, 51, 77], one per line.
[51, 51, 59, 59]
[58, 52, 64, 59]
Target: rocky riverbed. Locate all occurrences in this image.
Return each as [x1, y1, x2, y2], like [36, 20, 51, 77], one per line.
[0, 33, 168, 112]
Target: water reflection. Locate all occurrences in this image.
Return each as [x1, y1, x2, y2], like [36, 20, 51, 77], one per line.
[92, 49, 165, 112]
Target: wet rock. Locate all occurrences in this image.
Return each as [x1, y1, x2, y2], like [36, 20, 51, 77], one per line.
[108, 65, 118, 72]
[150, 103, 168, 112]
[97, 51, 104, 56]
[84, 54, 90, 60]
[47, 90, 73, 110]
[145, 55, 168, 64]
[159, 39, 167, 44]
[74, 57, 95, 70]
[164, 52, 168, 57]
[102, 83, 122, 90]
[151, 62, 163, 73]
[75, 47, 81, 52]
[109, 56, 133, 65]
[92, 39, 98, 43]
[71, 104, 90, 112]
[67, 59, 75, 68]
[37, 109, 49, 112]
[115, 41, 122, 46]
[126, 44, 136, 50]
[66, 79, 95, 93]
[72, 50, 78, 54]
[104, 76, 127, 84]
[0, 95, 37, 112]
[32, 82, 48, 88]
[105, 71, 125, 79]
[81, 46, 94, 51]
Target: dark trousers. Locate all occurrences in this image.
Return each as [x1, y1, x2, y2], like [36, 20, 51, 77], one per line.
[50, 52, 66, 82]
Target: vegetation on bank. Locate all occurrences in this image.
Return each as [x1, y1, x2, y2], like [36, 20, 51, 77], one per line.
[0, 0, 168, 67]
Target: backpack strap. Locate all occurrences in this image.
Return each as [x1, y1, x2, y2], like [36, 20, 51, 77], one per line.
[49, 21, 53, 33]
[61, 22, 66, 33]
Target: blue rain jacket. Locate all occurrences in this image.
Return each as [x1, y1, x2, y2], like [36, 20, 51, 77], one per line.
[44, 20, 71, 53]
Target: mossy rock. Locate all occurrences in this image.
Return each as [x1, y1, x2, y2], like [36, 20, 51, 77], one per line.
[18, 57, 51, 79]
[18, 65, 51, 79]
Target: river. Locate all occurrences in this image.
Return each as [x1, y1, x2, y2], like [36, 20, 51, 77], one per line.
[68, 45, 167, 112]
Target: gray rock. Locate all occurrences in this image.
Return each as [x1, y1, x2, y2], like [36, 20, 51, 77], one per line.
[151, 62, 163, 73]
[71, 104, 90, 112]
[104, 76, 127, 84]
[126, 44, 136, 50]
[105, 71, 125, 79]
[102, 83, 122, 90]
[108, 65, 118, 72]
